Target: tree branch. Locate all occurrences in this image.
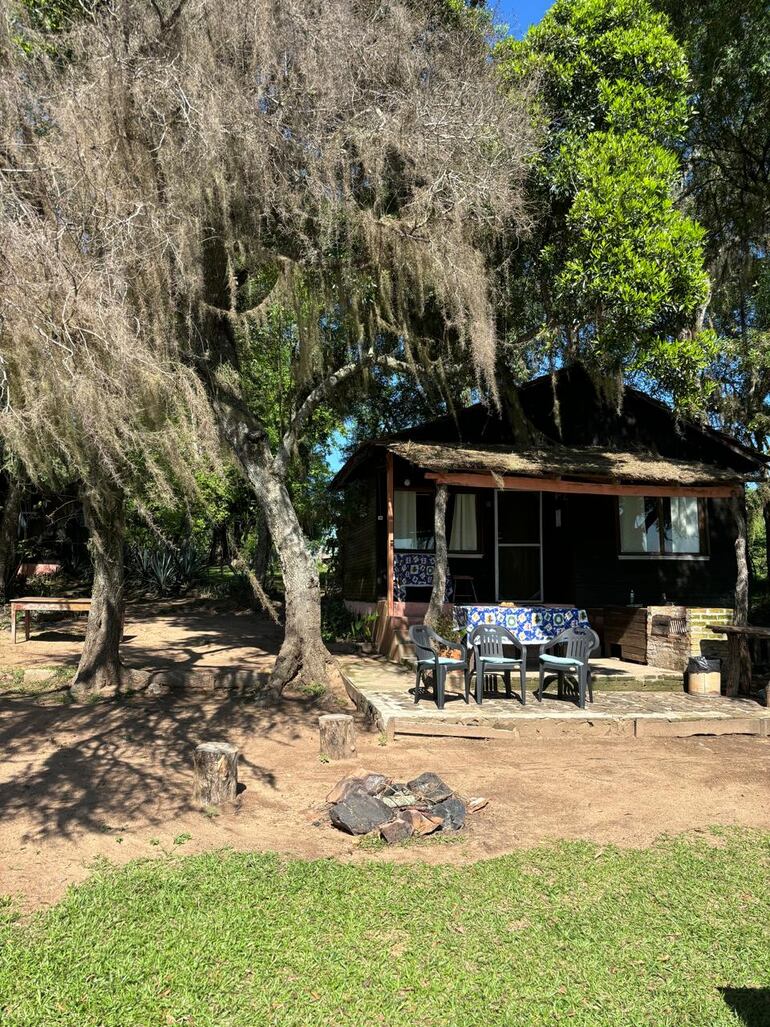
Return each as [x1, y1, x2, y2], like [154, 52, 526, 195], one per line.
[276, 351, 416, 475]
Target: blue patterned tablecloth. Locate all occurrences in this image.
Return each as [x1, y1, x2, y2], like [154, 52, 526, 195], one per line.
[455, 605, 588, 643]
[394, 552, 452, 603]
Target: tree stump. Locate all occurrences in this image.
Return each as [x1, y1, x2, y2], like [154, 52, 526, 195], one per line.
[319, 714, 356, 760]
[193, 741, 239, 806]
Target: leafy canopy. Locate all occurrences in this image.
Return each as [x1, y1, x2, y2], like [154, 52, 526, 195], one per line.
[496, 0, 713, 407]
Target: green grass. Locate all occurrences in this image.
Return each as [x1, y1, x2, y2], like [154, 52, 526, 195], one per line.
[1, 830, 769, 1026]
[0, 666, 73, 698]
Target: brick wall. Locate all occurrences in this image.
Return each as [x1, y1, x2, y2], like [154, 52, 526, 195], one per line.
[645, 606, 731, 672]
[687, 607, 731, 663]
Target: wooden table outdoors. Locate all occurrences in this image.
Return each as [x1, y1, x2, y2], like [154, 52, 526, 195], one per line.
[10, 596, 91, 643]
[707, 623, 770, 698]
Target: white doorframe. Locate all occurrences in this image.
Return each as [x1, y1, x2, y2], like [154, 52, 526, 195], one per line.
[494, 490, 544, 602]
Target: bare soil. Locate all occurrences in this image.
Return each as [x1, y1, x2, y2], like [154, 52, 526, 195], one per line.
[2, 683, 769, 910]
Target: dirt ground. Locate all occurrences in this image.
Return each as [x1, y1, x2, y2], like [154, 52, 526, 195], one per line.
[0, 598, 284, 676]
[2, 682, 769, 910]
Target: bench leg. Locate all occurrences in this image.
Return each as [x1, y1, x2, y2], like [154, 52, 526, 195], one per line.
[11, 607, 16, 644]
[24, 610, 30, 642]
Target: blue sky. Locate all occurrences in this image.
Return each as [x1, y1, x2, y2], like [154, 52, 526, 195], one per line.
[493, 0, 552, 37]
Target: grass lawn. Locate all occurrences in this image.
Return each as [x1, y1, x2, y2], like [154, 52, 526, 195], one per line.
[1, 830, 768, 1026]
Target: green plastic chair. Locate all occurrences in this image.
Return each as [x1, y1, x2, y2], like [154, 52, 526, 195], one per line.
[537, 626, 600, 709]
[409, 624, 468, 710]
[468, 624, 526, 705]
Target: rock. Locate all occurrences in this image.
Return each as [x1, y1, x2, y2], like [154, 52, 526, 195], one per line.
[329, 791, 393, 835]
[326, 777, 364, 804]
[380, 817, 414, 845]
[382, 791, 418, 809]
[326, 771, 390, 804]
[466, 796, 488, 814]
[360, 772, 389, 796]
[431, 796, 466, 832]
[402, 807, 443, 836]
[407, 772, 453, 804]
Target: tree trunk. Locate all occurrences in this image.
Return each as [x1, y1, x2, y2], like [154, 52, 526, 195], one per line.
[253, 508, 273, 585]
[763, 493, 770, 584]
[728, 492, 752, 697]
[212, 402, 339, 696]
[193, 742, 239, 805]
[319, 714, 357, 760]
[0, 473, 23, 604]
[425, 484, 448, 629]
[71, 489, 133, 700]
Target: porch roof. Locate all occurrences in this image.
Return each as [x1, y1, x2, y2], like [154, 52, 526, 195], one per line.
[383, 440, 749, 490]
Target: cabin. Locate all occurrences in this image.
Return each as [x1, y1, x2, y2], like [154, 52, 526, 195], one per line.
[331, 366, 767, 671]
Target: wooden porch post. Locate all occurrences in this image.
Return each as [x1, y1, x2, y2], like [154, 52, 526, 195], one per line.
[426, 483, 449, 629]
[727, 490, 752, 696]
[386, 451, 394, 616]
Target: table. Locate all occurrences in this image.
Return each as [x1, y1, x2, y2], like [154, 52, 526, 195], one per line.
[707, 623, 770, 697]
[10, 597, 92, 643]
[455, 604, 588, 643]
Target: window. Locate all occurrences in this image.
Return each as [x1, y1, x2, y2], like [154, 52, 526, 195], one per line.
[394, 490, 480, 552]
[394, 491, 435, 550]
[618, 496, 706, 556]
[449, 493, 478, 552]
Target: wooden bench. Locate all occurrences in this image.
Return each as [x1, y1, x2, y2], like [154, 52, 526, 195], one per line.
[10, 596, 92, 643]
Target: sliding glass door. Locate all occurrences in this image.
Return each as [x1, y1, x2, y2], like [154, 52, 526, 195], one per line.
[495, 491, 543, 602]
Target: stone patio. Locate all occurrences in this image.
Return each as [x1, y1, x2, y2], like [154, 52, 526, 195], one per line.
[340, 654, 770, 742]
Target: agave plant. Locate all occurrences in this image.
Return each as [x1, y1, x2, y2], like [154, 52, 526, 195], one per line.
[175, 543, 206, 583]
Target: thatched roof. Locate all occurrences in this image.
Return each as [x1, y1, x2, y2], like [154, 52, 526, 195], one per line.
[383, 441, 747, 486]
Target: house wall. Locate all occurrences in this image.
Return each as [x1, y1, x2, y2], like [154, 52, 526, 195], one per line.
[338, 465, 740, 613]
[564, 494, 738, 609]
[338, 475, 382, 602]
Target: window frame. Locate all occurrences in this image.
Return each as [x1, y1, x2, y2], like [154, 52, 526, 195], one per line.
[392, 488, 484, 557]
[616, 495, 710, 561]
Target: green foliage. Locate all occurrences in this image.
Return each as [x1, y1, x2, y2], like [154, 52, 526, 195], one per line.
[657, 0, 770, 445]
[430, 610, 465, 644]
[1, 831, 769, 1024]
[129, 543, 206, 597]
[320, 597, 354, 643]
[495, 0, 712, 404]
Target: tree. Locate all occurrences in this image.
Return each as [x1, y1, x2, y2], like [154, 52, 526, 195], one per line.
[495, 0, 713, 407]
[0, 0, 537, 695]
[657, 0, 770, 575]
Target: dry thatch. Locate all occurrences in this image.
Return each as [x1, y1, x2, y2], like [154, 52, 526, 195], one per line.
[385, 441, 748, 486]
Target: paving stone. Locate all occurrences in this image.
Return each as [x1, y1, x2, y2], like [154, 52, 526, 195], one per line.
[339, 655, 770, 741]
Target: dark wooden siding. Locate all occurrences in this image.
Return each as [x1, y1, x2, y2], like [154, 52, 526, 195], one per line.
[338, 476, 380, 602]
[565, 494, 737, 608]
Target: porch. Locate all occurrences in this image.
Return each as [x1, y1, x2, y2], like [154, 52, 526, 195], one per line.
[340, 654, 770, 742]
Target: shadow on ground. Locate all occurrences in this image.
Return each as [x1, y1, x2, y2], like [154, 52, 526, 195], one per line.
[0, 687, 335, 842]
[720, 988, 770, 1026]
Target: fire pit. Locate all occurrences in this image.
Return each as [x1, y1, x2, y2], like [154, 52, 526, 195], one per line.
[326, 770, 487, 844]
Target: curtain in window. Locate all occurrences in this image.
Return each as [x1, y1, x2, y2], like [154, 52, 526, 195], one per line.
[668, 496, 700, 553]
[619, 496, 660, 553]
[394, 491, 417, 549]
[449, 493, 477, 551]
